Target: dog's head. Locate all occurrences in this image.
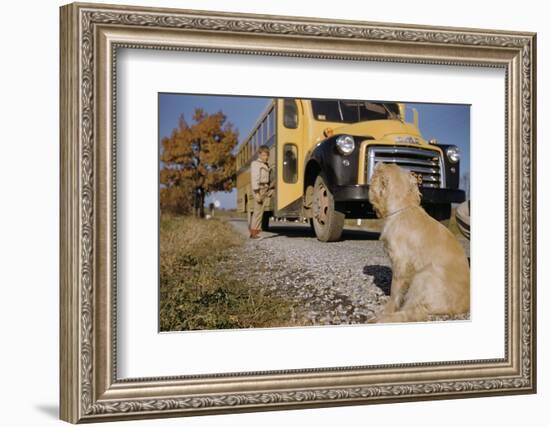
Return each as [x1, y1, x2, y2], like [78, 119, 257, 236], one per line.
[368, 163, 422, 218]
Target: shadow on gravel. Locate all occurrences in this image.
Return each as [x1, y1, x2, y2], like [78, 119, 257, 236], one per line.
[263, 224, 380, 241]
[363, 265, 392, 296]
[341, 229, 380, 241]
[263, 224, 315, 237]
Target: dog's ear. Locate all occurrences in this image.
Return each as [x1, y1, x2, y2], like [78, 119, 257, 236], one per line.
[374, 173, 390, 207]
[379, 173, 389, 191]
[373, 163, 389, 190]
[408, 171, 422, 187]
[407, 171, 422, 203]
[368, 164, 391, 217]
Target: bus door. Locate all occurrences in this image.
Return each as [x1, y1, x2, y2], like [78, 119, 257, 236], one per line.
[276, 99, 304, 214]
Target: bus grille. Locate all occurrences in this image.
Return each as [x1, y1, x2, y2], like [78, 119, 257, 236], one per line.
[366, 146, 445, 189]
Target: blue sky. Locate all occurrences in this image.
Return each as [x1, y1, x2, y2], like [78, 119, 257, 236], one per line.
[159, 93, 470, 209]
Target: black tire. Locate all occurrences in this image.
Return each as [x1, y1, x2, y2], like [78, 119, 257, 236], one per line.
[245, 198, 252, 228]
[261, 211, 270, 231]
[311, 174, 344, 242]
[308, 218, 317, 236]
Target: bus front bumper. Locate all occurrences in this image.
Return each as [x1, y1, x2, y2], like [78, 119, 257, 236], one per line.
[332, 185, 466, 205]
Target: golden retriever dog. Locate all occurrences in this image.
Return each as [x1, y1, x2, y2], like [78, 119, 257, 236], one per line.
[368, 163, 470, 323]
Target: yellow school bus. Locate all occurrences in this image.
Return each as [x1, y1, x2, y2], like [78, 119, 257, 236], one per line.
[236, 98, 465, 241]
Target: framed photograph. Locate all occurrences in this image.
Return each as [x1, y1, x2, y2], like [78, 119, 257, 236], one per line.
[60, 2, 536, 423]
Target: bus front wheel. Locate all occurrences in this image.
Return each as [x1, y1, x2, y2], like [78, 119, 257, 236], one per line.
[311, 174, 344, 242]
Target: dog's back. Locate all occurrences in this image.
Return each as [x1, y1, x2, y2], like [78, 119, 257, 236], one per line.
[386, 208, 470, 315]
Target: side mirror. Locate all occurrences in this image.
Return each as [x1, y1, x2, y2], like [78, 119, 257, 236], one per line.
[412, 107, 419, 128]
[397, 103, 406, 120]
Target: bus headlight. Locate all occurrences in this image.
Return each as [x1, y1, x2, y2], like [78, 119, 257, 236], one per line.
[335, 135, 355, 156]
[446, 145, 460, 163]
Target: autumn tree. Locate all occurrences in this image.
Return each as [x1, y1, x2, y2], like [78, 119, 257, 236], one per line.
[160, 108, 238, 217]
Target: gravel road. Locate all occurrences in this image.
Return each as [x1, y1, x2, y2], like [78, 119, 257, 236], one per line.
[222, 218, 470, 325]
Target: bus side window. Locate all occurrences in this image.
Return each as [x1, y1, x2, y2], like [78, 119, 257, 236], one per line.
[283, 144, 298, 183]
[283, 99, 298, 129]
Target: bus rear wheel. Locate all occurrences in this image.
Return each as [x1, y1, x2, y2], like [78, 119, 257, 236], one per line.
[245, 198, 252, 228]
[261, 211, 270, 231]
[311, 174, 344, 242]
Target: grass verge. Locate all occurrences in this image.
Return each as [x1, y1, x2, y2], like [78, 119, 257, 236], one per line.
[159, 215, 295, 331]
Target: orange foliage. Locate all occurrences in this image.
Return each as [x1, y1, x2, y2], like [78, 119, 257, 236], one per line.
[160, 108, 239, 215]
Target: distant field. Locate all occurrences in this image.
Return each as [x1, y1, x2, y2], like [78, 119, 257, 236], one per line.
[204, 208, 244, 219]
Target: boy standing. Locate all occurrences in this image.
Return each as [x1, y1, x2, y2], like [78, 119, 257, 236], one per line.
[249, 145, 272, 239]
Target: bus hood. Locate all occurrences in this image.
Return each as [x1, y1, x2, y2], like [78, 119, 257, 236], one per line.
[332, 120, 422, 141]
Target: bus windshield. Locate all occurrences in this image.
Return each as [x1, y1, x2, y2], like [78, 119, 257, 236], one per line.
[311, 100, 400, 123]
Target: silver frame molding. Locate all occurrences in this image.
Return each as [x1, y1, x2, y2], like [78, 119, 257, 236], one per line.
[60, 2, 536, 423]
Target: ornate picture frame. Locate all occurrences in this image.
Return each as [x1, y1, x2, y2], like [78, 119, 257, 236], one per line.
[60, 2, 536, 423]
